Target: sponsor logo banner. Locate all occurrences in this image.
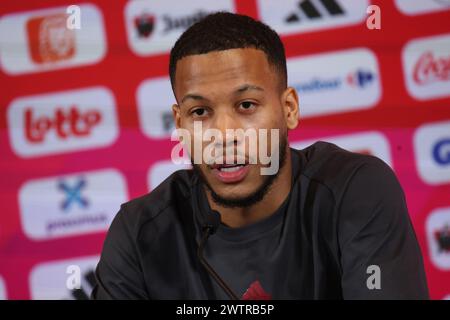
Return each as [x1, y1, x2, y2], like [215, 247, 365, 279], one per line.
[7, 87, 119, 158]
[29, 256, 99, 299]
[125, 0, 235, 56]
[426, 207, 450, 270]
[290, 131, 393, 167]
[257, 0, 368, 36]
[0, 276, 6, 300]
[288, 48, 381, 117]
[136, 77, 175, 139]
[395, 0, 450, 16]
[148, 159, 191, 191]
[0, 4, 106, 75]
[19, 169, 128, 240]
[414, 120, 450, 185]
[402, 33, 450, 101]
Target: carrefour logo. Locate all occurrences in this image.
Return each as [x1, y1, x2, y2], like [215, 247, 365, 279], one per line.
[288, 48, 381, 118]
[294, 69, 376, 94]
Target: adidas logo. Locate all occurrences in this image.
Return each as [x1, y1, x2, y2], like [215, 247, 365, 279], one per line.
[285, 0, 345, 23]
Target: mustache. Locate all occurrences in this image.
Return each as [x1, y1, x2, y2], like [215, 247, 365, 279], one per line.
[202, 149, 259, 166]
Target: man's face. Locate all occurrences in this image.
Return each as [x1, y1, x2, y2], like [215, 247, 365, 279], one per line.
[172, 48, 297, 207]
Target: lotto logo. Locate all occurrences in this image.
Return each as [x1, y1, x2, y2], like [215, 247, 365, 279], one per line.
[7, 87, 119, 158]
[25, 107, 101, 143]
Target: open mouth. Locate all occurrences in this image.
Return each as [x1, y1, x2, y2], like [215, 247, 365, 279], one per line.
[213, 164, 246, 172]
[209, 163, 250, 183]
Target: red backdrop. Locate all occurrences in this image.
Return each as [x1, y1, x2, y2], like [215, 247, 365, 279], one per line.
[0, 0, 449, 299]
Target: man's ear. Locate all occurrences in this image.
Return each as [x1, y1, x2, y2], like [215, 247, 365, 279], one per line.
[281, 87, 299, 130]
[172, 104, 181, 129]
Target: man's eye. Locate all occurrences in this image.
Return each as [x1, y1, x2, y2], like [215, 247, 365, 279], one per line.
[191, 108, 207, 117]
[239, 101, 256, 110]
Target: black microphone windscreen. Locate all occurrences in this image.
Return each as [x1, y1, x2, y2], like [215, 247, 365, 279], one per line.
[204, 210, 221, 235]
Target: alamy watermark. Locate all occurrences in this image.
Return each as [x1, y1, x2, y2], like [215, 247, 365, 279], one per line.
[66, 264, 81, 290]
[366, 5, 381, 30]
[66, 5, 81, 30]
[170, 121, 281, 175]
[366, 265, 381, 290]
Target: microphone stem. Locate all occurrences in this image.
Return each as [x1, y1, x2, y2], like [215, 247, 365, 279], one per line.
[197, 228, 239, 300]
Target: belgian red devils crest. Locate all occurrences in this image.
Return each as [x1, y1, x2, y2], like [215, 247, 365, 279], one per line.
[242, 280, 271, 300]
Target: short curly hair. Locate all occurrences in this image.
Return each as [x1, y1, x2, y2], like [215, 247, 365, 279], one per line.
[169, 11, 287, 90]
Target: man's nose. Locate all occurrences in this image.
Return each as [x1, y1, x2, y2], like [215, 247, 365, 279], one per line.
[211, 109, 240, 148]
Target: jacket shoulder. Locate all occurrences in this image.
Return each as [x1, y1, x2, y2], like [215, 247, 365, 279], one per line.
[295, 141, 392, 198]
[118, 168, 194, 235]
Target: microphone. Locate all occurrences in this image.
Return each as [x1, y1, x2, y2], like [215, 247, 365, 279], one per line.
[202, 209, 221, 235]
[197, 210, 239, 300]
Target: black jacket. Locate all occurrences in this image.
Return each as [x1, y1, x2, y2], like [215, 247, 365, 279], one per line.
[92, 142, 429, 299]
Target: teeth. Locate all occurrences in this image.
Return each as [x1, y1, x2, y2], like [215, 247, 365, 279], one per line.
[219, 165, 244, 172]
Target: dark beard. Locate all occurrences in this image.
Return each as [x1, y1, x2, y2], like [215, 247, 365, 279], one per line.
[192, 136, 288, 209]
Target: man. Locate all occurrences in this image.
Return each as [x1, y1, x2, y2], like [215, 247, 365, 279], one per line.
[92, 12, 429, 299]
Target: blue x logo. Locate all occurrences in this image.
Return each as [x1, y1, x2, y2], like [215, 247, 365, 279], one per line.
[58, 177, 89, 211]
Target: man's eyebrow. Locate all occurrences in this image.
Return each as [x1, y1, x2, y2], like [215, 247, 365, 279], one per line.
[180, 84, 264, 104]
[181, 94, 210, 104]
[235, 84, 264, 94]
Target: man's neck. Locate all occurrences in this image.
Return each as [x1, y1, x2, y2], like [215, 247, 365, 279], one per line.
[205, 148, 293, 228]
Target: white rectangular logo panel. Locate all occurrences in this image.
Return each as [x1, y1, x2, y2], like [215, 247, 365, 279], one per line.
[288, 48, 381, 117]
[395, 0, 450, 16]
[426, 207, 450, 271]
[414, 120, 450, 185]
[137, 77, 175, 139]
[257, 0, 368, 36]
[19, 169, 128, 240]
[402, 33, 450, 101]
[7, 87, 119, 158]
[0, 276, 6, 300]
[290, 131, 393, 168]
[125, 0, 235, 56]
[30, 256, 99, 299]
[0, 4, 106, 75]
[148, 160, 191, 191]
